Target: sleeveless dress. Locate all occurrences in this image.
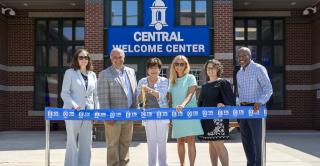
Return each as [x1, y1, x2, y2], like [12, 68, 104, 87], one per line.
[169, 74, 204, 138]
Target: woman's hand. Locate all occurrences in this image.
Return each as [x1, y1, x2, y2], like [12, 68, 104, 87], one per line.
[217, 103, 225, 107]
[141, 85, 148, 92]
[176, 104, 185, 112]
[142, 84, 159, 99]
[73, 105, 81, 111]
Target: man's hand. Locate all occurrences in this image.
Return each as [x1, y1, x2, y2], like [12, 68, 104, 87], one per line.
[253, 103, 261, 113]
[217, 103, 225, 107]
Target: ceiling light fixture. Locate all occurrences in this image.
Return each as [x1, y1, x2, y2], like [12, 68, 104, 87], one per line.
[303, 6, 317, 15]
[1, 7, 16, 16]
[290, 2, 296, 6]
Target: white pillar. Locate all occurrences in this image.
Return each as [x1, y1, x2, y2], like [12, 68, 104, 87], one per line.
[151, 9, 157, 24]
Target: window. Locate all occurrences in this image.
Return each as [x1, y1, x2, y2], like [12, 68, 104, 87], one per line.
[106, 0, 141, 26]
[160, 65, 169, 78]
[190, 68, 202, 84]
[177, 0, 212, 26]
[35, 18, 84, 110]
[234, 18, 285, 109]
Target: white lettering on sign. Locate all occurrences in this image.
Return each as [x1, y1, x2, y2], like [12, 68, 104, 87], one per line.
[134, 31, 184, 42]
[166, 44, 205, 53]
[113, 44, 205, 53]
[113, 44, 163, 53]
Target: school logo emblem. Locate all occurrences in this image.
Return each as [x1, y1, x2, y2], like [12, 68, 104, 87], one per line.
[149, 0, 168, 30]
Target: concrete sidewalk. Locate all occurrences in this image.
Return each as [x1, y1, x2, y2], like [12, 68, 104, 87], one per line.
[0, 130, 319, 166]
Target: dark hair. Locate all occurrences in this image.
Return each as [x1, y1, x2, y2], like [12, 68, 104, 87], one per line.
[71, 48, 93, 71]
[146, 57, 162, 69]
[204, 59, 223, 79]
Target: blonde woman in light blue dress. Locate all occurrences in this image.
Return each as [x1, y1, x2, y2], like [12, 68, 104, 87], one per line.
[168, 55, 204, 166]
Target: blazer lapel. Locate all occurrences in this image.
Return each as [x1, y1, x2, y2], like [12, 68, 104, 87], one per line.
[124, 67, 135, 94]
[76, 70, 87, 92]
[86, 72, 92, 94]
[111, 67, 125, 91]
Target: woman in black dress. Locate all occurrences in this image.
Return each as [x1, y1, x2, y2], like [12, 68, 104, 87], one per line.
[198, 59, 235, 166]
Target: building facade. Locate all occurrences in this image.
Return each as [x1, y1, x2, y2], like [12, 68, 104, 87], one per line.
[0, 0, 319, 130]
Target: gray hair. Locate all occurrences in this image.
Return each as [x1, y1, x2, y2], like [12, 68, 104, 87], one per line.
[110, 48, 125, 59]
[237, 47, 252, 57]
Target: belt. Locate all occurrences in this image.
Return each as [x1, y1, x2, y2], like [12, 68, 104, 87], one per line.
[240, 102, 255, 106]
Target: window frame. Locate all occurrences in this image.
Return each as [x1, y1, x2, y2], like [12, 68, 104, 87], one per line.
[175, 0, 213, 27]
[34, 18, 84, 111]
[105, 0, 143, 27]
[233, 17, 286, 110]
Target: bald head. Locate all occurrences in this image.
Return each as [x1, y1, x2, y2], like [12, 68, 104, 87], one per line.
[237, 47, 252, 68]
[237, 47, 251, 58]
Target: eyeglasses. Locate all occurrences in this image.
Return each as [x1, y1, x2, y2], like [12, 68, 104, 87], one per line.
[78, 56, 89, 60]
[111, 56, 123, 60]
[206, 67, 216, 71]
[174, 63, 185, 67]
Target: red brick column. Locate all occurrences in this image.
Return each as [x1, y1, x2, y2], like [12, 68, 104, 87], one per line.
[213, 0, 234, 79]
[268, 11, 314, 129]
[0, 13, 8, 130]
[312, 2, 320, 129]
[6, 12, 45, 129]
[85, 0, 105, 74]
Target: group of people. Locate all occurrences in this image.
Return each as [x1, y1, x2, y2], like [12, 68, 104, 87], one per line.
[61, 47, 273, 166]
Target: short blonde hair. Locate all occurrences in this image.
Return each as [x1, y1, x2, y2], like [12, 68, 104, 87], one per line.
[169, 55, 190, 85]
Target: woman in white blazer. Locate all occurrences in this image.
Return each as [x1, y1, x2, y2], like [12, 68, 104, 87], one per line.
[61, 49, 99, 166]
[136, 58, 169, 166]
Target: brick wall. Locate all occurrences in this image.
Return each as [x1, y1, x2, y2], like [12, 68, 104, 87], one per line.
[312, 2, 320, 129]
[269, 10, 315, 129]
[1, 1, 319, 130]
[286, 13, 312, 65]
[8, 13, 34, 66]
[0, 15, 8, 66]
[5, 12, 44, 130]
[1, 5, 99, 130]
[85, 0, 104, 74]
[219, 59, 233, 77]
[0, 13, 8, 130]
[214, 0, 233, 78]
[268, 91, 314, 129]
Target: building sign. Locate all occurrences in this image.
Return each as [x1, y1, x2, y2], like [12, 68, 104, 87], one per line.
[107, 0, 210, 56]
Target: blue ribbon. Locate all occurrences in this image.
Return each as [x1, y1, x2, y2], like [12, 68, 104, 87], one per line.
[45, 106, 267, 120]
